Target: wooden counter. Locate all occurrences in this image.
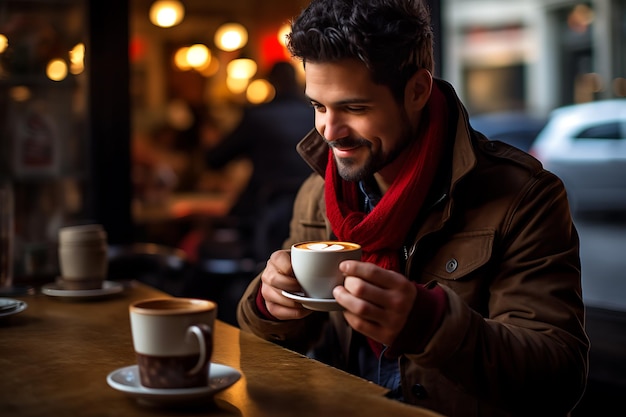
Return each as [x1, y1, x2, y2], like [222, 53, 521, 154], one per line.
[0, 281, 443, 417]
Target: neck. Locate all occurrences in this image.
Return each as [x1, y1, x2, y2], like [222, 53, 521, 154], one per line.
[373, 146, 412, 194]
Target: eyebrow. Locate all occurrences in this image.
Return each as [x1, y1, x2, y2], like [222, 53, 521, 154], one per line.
[306, 96, 373, 106]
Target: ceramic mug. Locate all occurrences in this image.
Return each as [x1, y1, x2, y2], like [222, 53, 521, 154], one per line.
[129, 297, 217, 389]
[290, 241, 362, 299]
[58, 224, 108, 290]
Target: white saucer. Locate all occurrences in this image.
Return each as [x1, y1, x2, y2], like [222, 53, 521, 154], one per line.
[0, 298, 27, 318]
[107, 363, 241, 405]
[41, 280, 124, 300]
[282, 290, 343, 312]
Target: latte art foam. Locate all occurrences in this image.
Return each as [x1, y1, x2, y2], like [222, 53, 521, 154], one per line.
[306, 243, 345, 251]
[294, 241, 360, 252]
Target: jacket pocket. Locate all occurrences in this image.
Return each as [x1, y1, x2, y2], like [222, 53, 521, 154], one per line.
[422, 229, 494, 281]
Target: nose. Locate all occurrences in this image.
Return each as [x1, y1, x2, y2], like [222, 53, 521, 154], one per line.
[317, 110, 349, 142]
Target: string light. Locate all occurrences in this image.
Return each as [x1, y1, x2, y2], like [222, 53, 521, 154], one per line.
[214, 23, 248, 52]
[149, 1, 185, 28]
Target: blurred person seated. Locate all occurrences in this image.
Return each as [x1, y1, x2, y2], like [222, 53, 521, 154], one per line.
[131, 128, 182, 206]
[204, 61, 315, 262]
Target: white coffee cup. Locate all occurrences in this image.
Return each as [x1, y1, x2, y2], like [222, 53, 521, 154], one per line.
[58, 224, 108, 290]
[129, 297, 217, 389]
[290, 241, 362, 299]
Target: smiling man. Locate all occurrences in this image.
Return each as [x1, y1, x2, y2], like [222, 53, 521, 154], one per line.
[236, 1, 589, 416]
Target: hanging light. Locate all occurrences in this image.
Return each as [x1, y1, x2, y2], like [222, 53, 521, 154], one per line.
[174, 47, 192, 70]
[214, 23, 248, 52]
[173, 44, 211, 72]
[69, 43, 85, 75]
[149, 1, 185, 28]
[277, 23, 290, 47]
[226, 58, 257, 80]
[0, 34, 8, 53]
[186, 44, 210, 69]
[246, 79, 274, 104]
[46, 59, 68, 81]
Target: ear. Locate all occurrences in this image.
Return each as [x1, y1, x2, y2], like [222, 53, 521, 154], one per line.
[404, 69, 433, 115]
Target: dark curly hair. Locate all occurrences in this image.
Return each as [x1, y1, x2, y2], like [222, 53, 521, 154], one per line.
[286, 0, 434, 102]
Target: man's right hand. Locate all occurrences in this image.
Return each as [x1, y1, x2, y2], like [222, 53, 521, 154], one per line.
[260, 249, 314, 320]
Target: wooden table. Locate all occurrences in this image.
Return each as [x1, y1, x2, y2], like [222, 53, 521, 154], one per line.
[0, 281, 443, 417]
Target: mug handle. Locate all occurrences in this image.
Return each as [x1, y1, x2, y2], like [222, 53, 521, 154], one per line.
[186, 323, 213, 375]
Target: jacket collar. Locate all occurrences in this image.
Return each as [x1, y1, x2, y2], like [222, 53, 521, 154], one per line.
[296, 79, 477, 200]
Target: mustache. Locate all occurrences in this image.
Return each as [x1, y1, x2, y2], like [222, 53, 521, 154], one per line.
[325, 137, 369, 149]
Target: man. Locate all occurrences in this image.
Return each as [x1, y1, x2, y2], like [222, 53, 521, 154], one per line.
[237, 1, 589, 416]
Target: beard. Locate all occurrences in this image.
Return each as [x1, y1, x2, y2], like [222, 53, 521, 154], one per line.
[330, 137, 375, 182]
[329, 119, 414, 182]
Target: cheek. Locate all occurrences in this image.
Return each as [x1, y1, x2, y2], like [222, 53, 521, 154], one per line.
[367, 117, 409, 154]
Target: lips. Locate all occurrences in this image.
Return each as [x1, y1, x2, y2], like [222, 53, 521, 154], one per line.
[330, 140, 362, 154]
[333, 146, 360, 158]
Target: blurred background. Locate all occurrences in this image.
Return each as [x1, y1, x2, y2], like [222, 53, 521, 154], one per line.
[0, 1, 624, 415]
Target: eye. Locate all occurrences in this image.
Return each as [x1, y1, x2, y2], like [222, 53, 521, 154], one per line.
[310, 102, 326, 112]
[346, 106, 367, 114]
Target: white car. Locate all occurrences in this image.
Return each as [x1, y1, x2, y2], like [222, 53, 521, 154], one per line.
[529, 99, 626, 213]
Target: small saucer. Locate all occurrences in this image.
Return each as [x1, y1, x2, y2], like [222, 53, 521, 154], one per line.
[41, 280, 123, 300]
[106, 363, 241, 405]
[282, 290, 343, 312]
[0, 298, 27, 318]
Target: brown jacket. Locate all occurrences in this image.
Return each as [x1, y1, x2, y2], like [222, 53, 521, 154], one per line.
[237, 80, 589, 417]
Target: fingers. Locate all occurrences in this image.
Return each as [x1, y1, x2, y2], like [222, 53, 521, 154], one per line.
[334, 278, 386, 317]
[260, 249, 312, 320]
[334, 281, 396, 344]
[339, 260, 405, 289]
[333, 261, 417, 346]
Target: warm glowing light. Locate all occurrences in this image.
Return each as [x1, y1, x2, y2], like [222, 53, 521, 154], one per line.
[174, 44, 213, 72]
[226, 77, 249, 94]
[186, 44, 210, 68]
[199, 55, 220, 77]
[227, 58, 257, 80]
[246, 79, 275, 104]
[129, 36, 146, 63]
[46, 59, 68, 81]
[149, 1, 185, 28]
[174, 47, 192, 70]
[69, 43, 85, 64]
[277, 23, 291, 47]
[0, 34, 8, 53]
[69, 43, 85, 75]
[214, 23, 248, 52]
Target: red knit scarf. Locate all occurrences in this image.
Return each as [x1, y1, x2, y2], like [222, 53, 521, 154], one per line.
[325, 83, 448, 272]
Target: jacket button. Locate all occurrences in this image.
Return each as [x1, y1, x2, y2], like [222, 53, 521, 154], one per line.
[445, 258, 458, 273]
[486, 141, 497, 151]
[411, 384, 428, 399]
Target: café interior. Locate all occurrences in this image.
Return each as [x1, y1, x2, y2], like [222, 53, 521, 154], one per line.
[4, 1, 428, 415]
[0, 0, 316, 323]
[0, 1, 618, 416]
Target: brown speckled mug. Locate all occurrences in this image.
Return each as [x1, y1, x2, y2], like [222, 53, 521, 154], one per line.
[129, 298, 217, 389]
